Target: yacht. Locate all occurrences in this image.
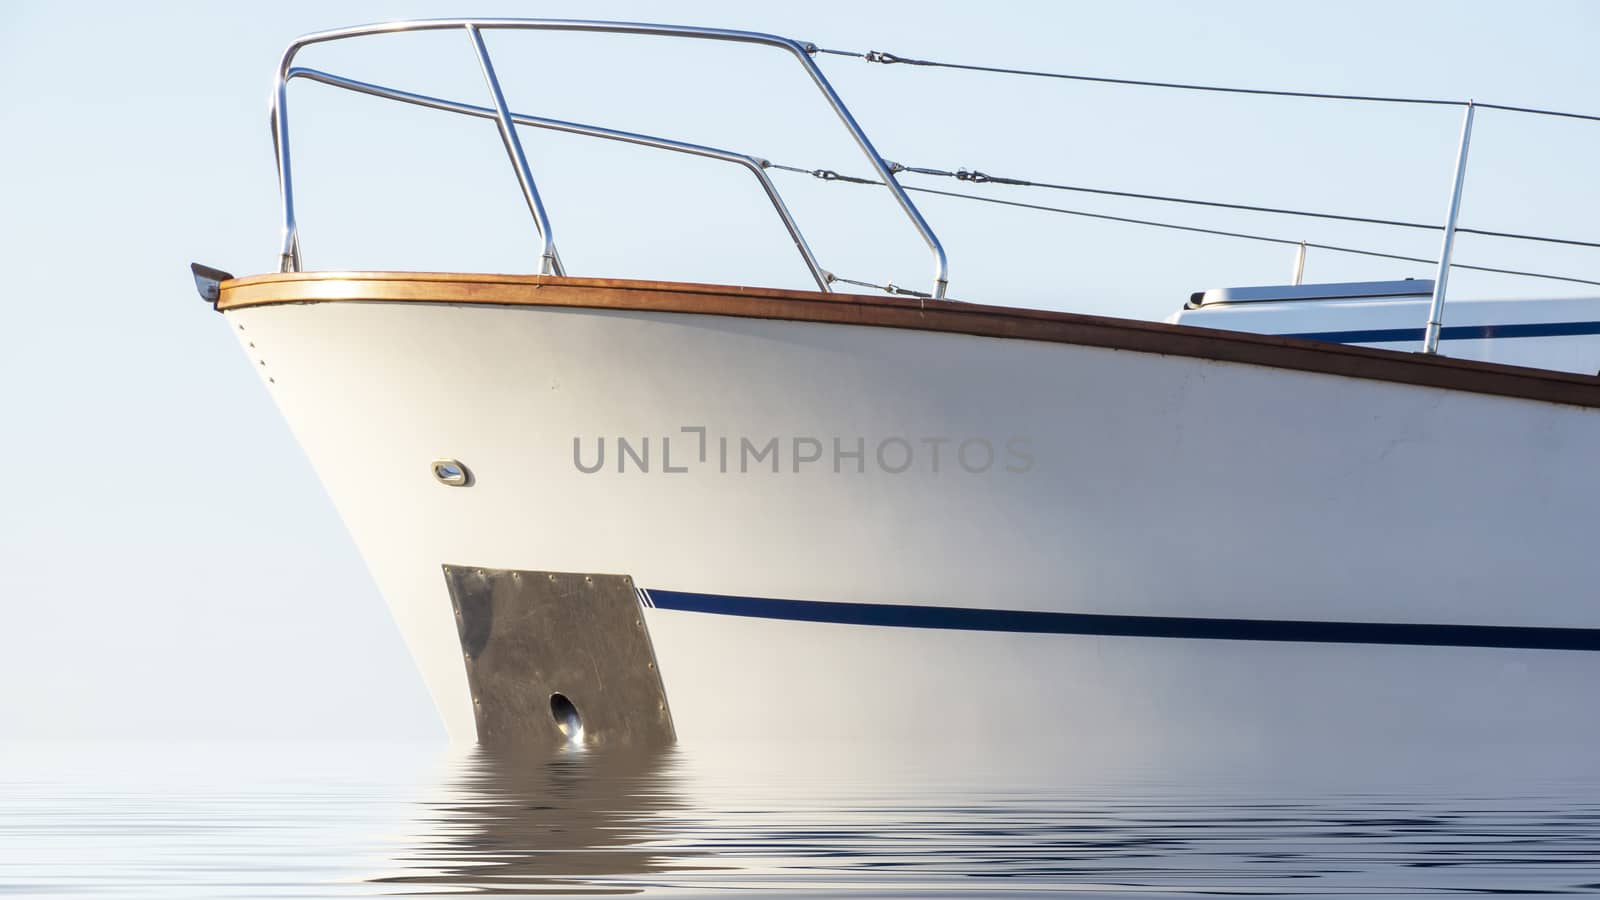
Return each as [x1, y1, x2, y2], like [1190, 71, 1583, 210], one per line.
[197, 18, 1600, 756]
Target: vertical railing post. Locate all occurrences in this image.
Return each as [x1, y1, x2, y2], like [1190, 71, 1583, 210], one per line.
[790, 43, 948, 299]
[466, 24, 564, 276]
[1423, 101, 1475, 355]
[1290, 241, 1307, 286]
[271, 78, 302, 272]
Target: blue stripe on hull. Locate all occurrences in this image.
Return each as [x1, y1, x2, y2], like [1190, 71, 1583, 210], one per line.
[1278, 320, 1600, 344]
[643, 589, 1600, 652]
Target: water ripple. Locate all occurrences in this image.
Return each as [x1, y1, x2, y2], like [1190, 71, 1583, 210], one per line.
[3, 742, 1599, 897]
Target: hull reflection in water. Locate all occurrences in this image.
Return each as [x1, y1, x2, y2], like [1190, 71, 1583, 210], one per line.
[366, 743, 1600, 896]
[6, 742, 1599, 896]
[370, 747, 694, 893]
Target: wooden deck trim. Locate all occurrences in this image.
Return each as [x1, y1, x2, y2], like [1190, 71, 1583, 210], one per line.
[217, 271, 1600, 410]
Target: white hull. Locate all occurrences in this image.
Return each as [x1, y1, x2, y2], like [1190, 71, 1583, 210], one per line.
[225, 294, 1600, 756]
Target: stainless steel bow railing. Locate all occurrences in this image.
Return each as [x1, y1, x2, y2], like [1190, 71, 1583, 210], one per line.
[270, 18, 951, 298]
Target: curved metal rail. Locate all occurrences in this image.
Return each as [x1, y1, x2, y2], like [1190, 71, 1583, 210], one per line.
[284, 67, 831, 291]
[270, 17, 950, 297]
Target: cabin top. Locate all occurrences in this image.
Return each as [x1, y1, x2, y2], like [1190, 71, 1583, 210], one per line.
[1187, 279, 1434, 309]
[1173, 280, 1600, 375]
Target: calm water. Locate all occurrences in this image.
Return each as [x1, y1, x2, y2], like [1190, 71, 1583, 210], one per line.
[4, 741, 1599, 897]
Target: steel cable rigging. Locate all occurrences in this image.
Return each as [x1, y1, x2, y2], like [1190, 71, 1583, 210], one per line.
[810, 45, 1600, 123]
[765, 163, 1600, 289]
[275, 35, 1600, 297]
[770, 47, 1600, 293]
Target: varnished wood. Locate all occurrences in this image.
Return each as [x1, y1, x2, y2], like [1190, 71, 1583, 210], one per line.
[217, 271, 1600, 410]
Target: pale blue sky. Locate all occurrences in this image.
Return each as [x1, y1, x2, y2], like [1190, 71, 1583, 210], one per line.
[3, 0, 1597, 740]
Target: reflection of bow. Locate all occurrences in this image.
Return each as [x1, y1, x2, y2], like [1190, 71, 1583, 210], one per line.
[371, 746, 691, 894]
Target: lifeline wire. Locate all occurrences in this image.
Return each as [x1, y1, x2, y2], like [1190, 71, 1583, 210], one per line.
[810, 46, 1600, 123]
[765, 162, 881, 185]
[771, 161, 1600, 251]
[764, 163, 1600, 289]
[889, 165, 1600, 251]
[826, 273, 933, 298]
[908, 185, 1600, 286]
[903, 185, 1600, 288]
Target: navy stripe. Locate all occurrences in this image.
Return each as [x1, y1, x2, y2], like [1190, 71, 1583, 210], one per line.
[644, 589, 1600, 652]
[1279, 320, 1600, 344]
